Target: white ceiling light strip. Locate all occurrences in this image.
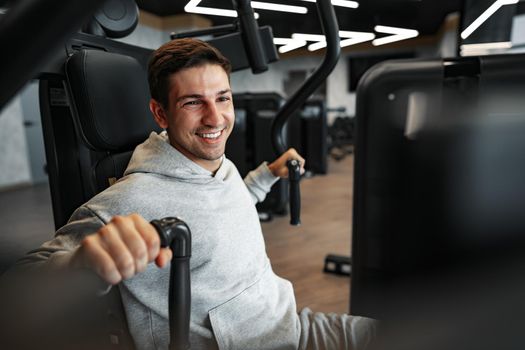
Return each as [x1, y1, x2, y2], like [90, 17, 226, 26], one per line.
[372, 25, 419, 46]
[185, 0, 307, 17]
[299, 0, 359, 9]
[461, 0, 519, 40]
[307, 30, 375, 51]
[291, 33, 324, 52]
[460, 41, 513, 55]
[251, 1, 308, 14]
[274, 37, 308, 53]
[184, 0, 238, 17]
[276, 26, 417, 53]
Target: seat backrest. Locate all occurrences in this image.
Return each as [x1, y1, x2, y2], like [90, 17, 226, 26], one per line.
[40, 49, 162, 349]
[39, 49, 160, 230]
[65, 49, 161, 195]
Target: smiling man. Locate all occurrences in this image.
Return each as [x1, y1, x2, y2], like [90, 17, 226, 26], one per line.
[14, 39, 375, 349]
[149, 63, 235, 172]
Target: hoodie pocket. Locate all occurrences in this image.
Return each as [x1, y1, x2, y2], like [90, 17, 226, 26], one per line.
[208, 267, 300, 350]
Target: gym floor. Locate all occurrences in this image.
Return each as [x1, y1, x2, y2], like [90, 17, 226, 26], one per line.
[0, 156, 353, 314]
[264, 156, 352, 315]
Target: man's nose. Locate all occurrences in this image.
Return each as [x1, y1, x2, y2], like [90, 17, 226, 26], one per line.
[202, 102, 222, 126]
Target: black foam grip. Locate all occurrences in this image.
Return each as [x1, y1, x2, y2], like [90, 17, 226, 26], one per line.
[233, 0, 268, 74]
[287, 160, 301, 226]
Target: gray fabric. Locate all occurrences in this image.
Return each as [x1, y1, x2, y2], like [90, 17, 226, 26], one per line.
[12, 131, 375, 349]
[298, 308, 376, 350]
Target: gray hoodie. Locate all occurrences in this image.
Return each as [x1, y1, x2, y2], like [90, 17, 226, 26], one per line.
[17, 131, 301, 350]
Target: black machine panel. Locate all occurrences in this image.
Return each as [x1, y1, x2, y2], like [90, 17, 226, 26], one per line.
[351, 54, 525, 325]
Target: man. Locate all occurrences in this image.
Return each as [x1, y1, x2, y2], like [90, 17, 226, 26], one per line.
[14, 39, 375, 349]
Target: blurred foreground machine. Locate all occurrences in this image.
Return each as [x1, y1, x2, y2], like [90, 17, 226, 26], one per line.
[351, 54, 525, 350]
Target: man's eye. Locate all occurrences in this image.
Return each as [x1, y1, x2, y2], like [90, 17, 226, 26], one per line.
[184, 100, 201, 106]
[218, 96, 230, 102]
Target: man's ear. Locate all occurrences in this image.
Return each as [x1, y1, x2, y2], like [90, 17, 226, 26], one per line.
[149, 99, 169, 129]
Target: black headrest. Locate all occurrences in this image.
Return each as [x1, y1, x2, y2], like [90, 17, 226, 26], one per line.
[65, 49, 161, 151]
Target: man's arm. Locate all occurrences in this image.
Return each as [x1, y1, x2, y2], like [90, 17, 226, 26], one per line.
[6, 206, 171, 286]
[244, 148, 305, 204]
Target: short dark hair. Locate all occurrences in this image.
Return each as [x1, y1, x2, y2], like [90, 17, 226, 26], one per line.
[148, 38, 232, 108]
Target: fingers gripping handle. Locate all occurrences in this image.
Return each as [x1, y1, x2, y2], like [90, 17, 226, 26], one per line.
[287, 160, 301, 226]
[151, 217, 192, 350]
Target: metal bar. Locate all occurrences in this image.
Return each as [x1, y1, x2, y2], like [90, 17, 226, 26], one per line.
[271, 0, 341, 154]
[233, 0, 269, 73]
[170, 23, 238, 40]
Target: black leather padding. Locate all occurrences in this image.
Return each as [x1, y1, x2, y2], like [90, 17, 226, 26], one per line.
[93, 151, 134, 193]
[65, 49, 161, 151]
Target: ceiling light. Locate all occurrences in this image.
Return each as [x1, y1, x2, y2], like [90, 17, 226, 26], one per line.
[292, 33, 326, 42]
[339, 31, 375, 48]
[274, 37, 308, 53]
[299, 0, 359, 9]
[185, 0, 237, 17]
[460, 41, 513, 55]
[331, 0, 359, 9]
[307, 31, 375, 51]
[251, 1, 308, 14]
[184, 0, 259, 19]
[372, 25, 419, 46]
[461, 0, 519, 40]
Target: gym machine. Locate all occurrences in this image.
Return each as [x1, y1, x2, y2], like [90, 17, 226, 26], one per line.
[0, 0, 341, 348]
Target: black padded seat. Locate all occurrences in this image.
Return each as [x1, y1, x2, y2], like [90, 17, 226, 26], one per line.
[64, 49, 161, 195]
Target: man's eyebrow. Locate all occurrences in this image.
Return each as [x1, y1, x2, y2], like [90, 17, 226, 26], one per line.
[176, 89, 231, 103]
[176, 94, 203, 103]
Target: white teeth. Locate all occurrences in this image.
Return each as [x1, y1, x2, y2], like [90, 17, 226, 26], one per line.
[198, 130, 221, 139]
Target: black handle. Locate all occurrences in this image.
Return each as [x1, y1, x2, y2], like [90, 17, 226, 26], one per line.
[287, 160, 301, 226]
[151, 217, 192, 350]
[232, 0, 268, 74]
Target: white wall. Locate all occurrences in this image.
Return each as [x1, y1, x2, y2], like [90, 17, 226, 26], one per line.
[510, 14, 525, 53]
[115, 23, 166, 49]
[0, 95, 31, 189]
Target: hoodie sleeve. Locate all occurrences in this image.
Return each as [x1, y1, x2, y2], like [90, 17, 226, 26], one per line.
[12, 206, 105, 270]
[244, 162, 280, 204]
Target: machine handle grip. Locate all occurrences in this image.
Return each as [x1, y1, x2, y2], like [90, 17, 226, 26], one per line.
[287, 160, 301, 226]
[151, 217, 192, 350]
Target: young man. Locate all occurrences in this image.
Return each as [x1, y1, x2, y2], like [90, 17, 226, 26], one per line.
[16, 39, 375, 349]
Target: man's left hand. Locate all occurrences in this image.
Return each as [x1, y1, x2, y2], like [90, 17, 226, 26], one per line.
[268, 148, 306, 178]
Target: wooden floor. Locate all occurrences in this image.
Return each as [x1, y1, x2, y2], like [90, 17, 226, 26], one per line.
[0, 182, 55, 274]
[263, 156, 353, 315]
[0, 157, 356, 315]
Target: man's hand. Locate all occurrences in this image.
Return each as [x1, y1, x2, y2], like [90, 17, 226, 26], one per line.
[70, 214, 172, 285]
[267, 148, 306, 178]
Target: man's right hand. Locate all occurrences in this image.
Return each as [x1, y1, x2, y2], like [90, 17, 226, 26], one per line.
[70, 214, 172, 285]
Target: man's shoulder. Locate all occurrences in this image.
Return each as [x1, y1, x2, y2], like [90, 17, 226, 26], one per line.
[83, 173, 162, 216]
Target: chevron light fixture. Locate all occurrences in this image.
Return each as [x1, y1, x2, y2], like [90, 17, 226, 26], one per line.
[461, 0, 519, 40]
[372, 25, 419, 46]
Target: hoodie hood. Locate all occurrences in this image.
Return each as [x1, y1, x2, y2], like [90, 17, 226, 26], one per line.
[124, 131, 232, 184]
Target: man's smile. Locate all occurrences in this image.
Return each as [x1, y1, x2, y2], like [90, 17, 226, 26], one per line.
[195, 128, 226, 143]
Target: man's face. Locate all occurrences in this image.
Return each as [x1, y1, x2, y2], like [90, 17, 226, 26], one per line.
[150, 64, 234, 172]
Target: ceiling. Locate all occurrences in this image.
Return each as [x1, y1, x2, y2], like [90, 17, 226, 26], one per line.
[136, 0, 465, 39]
